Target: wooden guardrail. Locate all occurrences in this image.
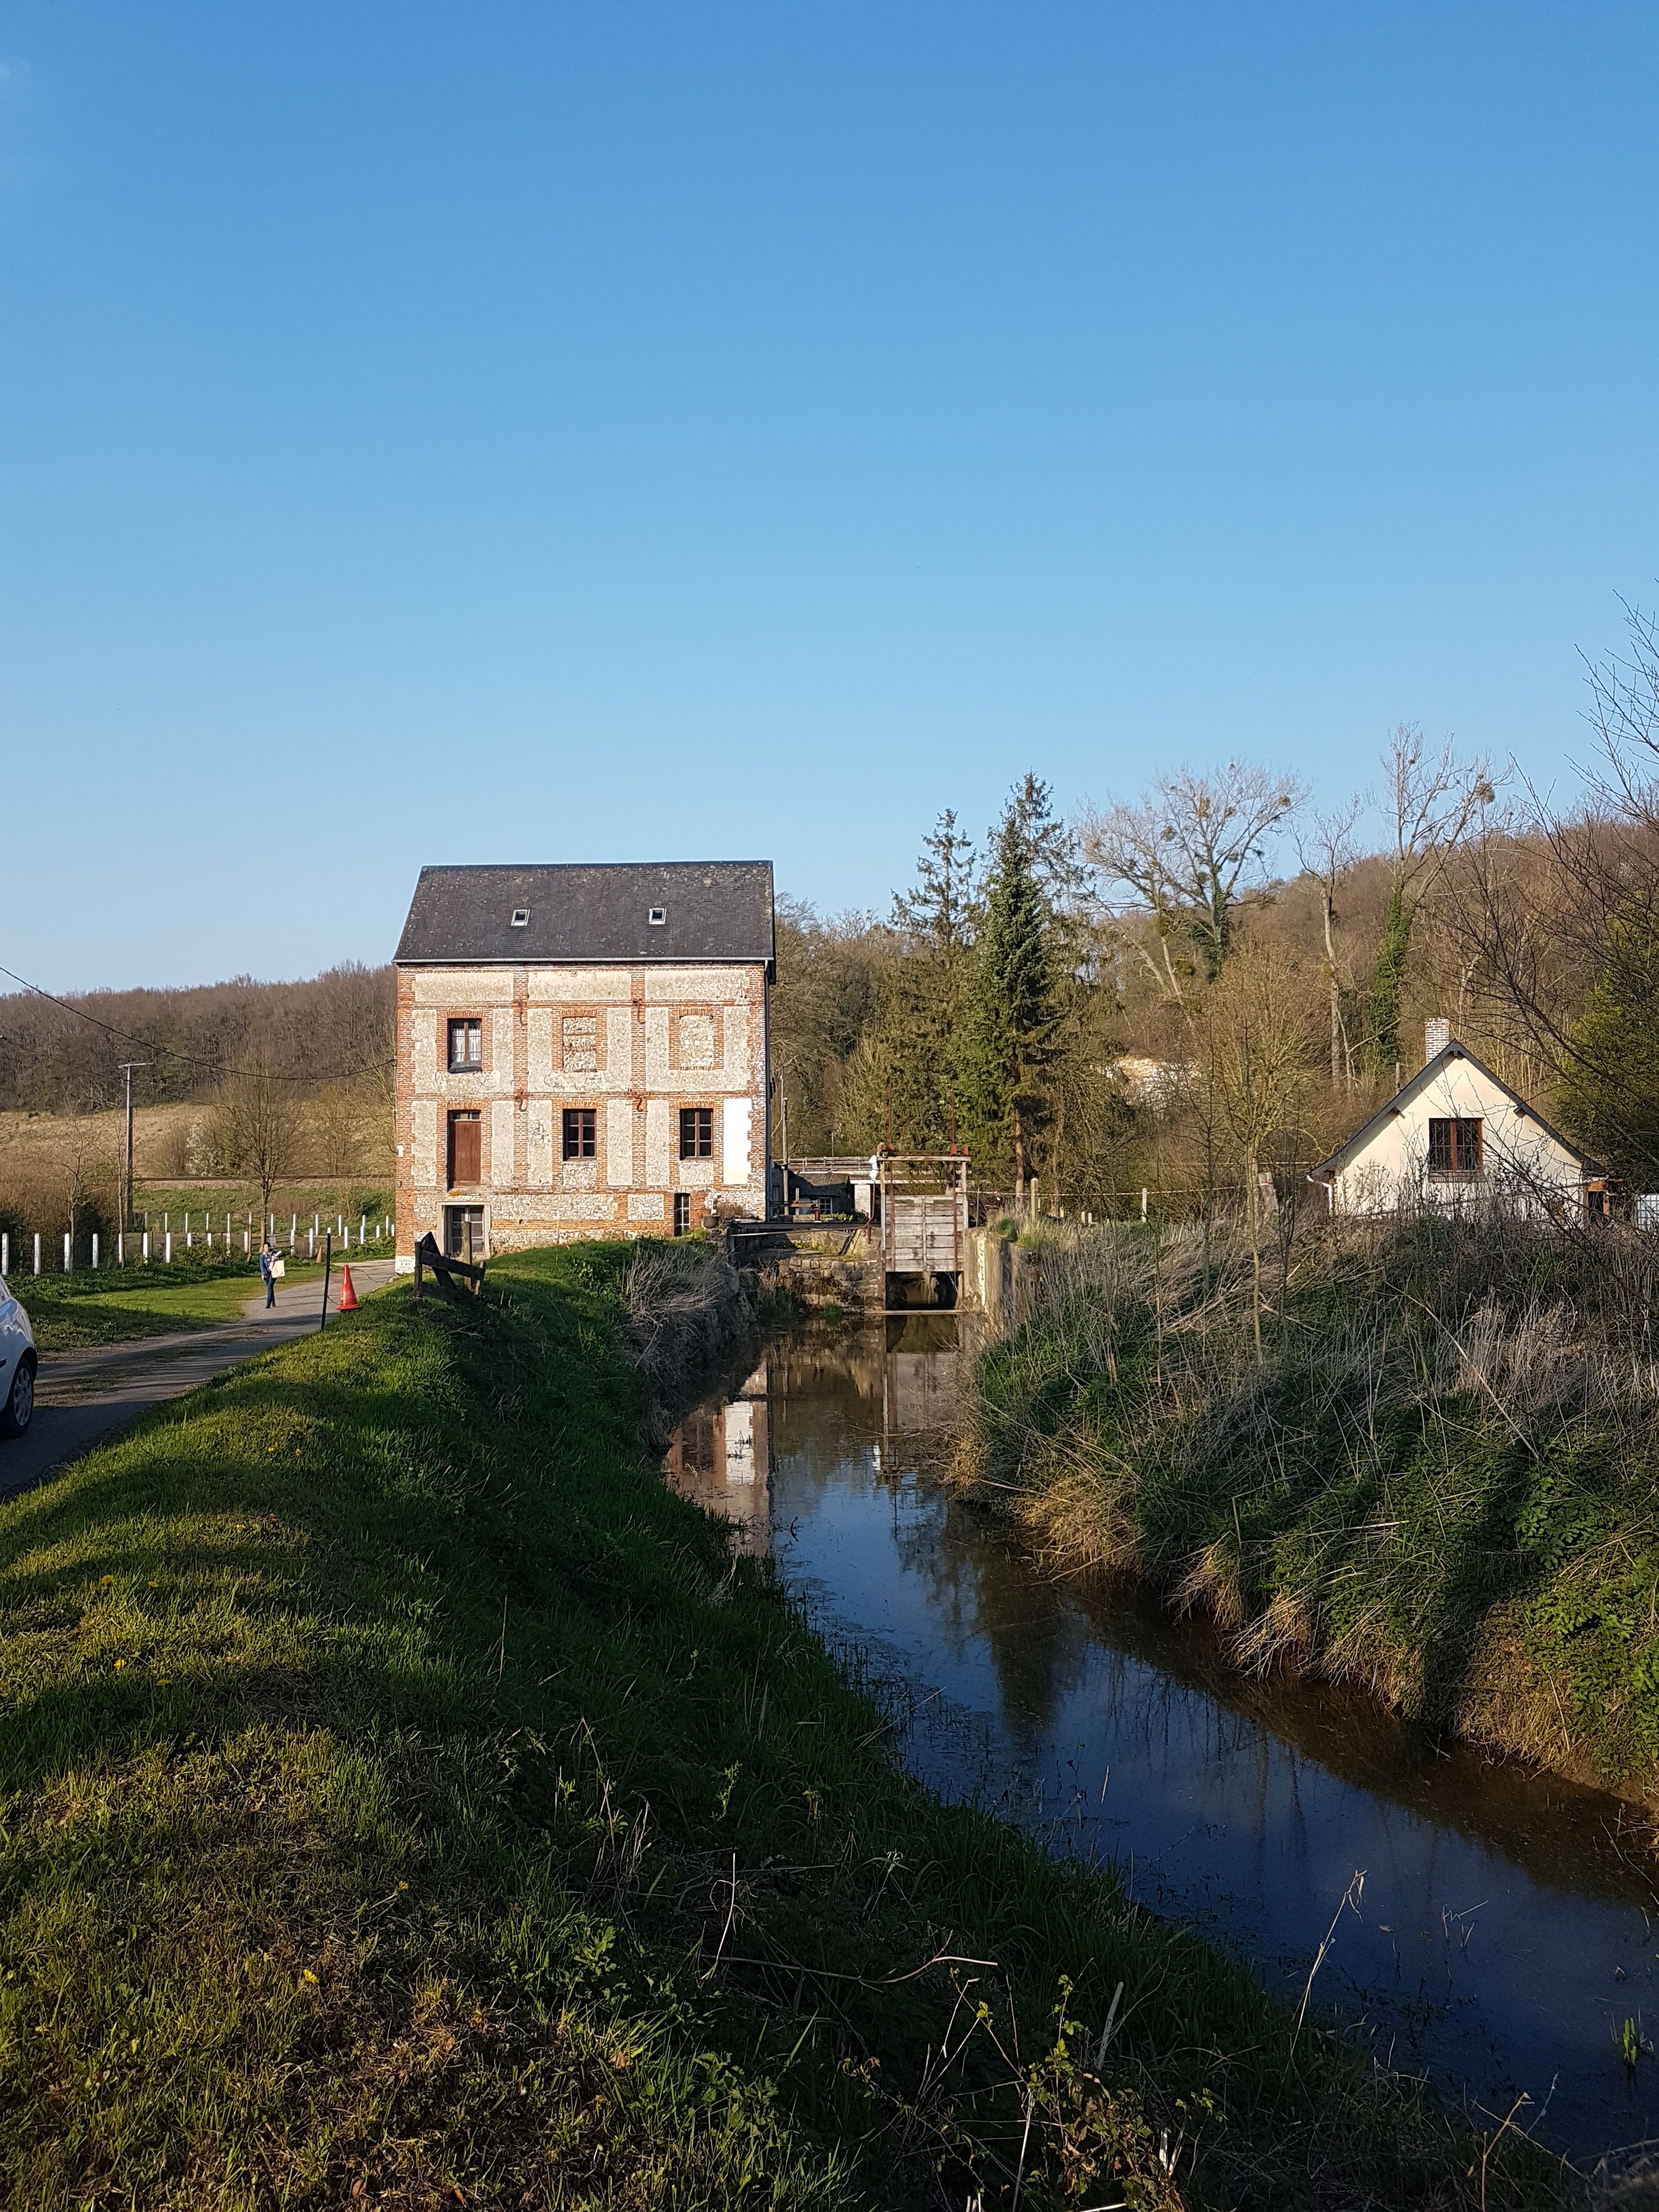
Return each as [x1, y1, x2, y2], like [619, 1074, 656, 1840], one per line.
[413, 1232, 487, 1304]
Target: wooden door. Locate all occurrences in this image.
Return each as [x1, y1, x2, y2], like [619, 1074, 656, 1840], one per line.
[449, 1111, 482, 1186]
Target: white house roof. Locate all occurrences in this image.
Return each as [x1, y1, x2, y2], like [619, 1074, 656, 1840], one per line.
[1309, 1041, 1601, 1185]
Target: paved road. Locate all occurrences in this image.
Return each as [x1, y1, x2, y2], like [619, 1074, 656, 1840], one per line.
[0, 1259, 398, 1504]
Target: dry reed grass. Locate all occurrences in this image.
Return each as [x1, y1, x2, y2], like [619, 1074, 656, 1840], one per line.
[957, 1206, 1659, 1797]
[623, 1237, 754, 1405]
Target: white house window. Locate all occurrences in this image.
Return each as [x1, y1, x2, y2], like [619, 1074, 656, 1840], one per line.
[1427, 1117, 1483, 1178]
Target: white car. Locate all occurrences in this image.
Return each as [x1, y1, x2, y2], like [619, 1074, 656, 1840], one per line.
[0, 1280, 37, 1437]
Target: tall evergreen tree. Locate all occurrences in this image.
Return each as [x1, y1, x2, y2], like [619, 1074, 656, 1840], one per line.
[891, 808, 977, 954]
[966, 780, 1060, 1205]
[844, 813, 977, 1152]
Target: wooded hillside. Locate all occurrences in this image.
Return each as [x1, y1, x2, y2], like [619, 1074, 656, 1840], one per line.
[7, 601, 1657, 1226]
[771, 601, 1659, 1215]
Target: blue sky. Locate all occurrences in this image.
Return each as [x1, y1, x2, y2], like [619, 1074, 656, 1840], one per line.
[2, 4, 1655, 990]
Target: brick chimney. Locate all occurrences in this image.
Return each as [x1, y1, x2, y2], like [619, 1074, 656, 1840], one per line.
[1425, 1016, 1450, 1062]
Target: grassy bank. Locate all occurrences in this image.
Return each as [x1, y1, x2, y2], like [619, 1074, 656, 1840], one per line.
[957, 1212, 1659, 1805]
[0, 1239, 1570, 2207]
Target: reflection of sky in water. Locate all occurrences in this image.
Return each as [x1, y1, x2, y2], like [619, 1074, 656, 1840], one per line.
[752, 1326, 1659, 2162]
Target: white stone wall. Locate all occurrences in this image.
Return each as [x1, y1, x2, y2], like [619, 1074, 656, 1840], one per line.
[1330, 1056, 1589, 1217]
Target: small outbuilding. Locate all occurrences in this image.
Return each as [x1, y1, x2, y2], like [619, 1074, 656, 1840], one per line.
[1310, 1027, 1606, 1222]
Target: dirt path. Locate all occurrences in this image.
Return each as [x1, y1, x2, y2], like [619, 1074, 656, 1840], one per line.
[1, 1260, 398, 1504]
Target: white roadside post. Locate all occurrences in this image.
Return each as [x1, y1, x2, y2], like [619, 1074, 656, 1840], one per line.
[33, 1234, 41, 1276]
[142, 1232, 150, 1262]
[92, 1233, 99, 1269]
[290, 1211, 297, 1250]
[165, 1232, 172, 1263]
[63, 1233, 71, 1273]
[117, 1232, 124, 1265]
[1, 1233, 7, 1276]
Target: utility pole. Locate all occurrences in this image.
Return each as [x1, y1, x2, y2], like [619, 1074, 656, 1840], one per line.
[117, 1062, 150, 1229]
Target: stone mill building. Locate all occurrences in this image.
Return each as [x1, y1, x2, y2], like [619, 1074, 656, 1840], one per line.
[392, 861, 775, 1266]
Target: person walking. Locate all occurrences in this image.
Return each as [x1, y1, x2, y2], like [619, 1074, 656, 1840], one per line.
[259, 1238, 279, 1311]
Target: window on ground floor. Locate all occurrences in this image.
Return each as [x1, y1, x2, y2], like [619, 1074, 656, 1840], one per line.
[679, 1106, 714, 1159]
[1427, 1116, 1483, 1177]
[444, 1204, 485, 1261]
[562, 1107, 597, 1160]
[673, 1192, 692, 1235]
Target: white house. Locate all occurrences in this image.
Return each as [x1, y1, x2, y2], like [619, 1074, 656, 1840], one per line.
[1310, 1029, 1606, 1221]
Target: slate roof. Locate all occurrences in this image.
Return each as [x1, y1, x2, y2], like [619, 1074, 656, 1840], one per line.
[394, 862, 775, 974]
[1309, 1040, 1599, 1182]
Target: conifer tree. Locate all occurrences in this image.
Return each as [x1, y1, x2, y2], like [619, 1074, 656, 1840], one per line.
[844, 812, 976, 1152]
[891, 809, 978, 955]
[966, 780, 1061, 1206]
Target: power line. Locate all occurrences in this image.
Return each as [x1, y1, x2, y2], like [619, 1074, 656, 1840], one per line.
[0, 962, 394, 1086]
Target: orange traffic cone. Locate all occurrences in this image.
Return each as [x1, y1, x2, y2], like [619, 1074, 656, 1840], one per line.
[337, 1263, 359, 1312]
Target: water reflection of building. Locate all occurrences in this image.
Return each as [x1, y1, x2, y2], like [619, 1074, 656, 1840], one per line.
[663, 1361, 771, 1555]
[883, 1342, 958, 1435]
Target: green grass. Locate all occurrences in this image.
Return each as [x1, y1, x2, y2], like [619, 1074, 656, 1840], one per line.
[14, 1250, 386, 1349]
[0, 1243, 1571, 2209]
[960, 1215, 1659, 1803]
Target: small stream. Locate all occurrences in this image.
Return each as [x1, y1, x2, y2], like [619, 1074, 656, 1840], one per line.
[665, 1315, 1659, 2164]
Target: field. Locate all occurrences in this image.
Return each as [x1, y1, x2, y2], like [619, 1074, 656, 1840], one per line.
[0, 1239, 1570, 2209]
[0, 1101, 394, 1262]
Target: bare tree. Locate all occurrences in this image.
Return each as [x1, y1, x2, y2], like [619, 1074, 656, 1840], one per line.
[1082, 761, 1306, 1002]
[311, 1081, 365, 1181]
[217, 1039, 300, 1224]
[1583, 596, 1659, 820]
[61, 1102, 101, 1264]
[1367, 723, 1494, 1072]
[1454, 602, 1659, 1176]
[1295, 798, 1362, 1093]
[1204, 944, 1317, 1356]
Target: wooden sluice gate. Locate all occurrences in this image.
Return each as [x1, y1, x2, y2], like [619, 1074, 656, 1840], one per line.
[876, 1153, 969, 1310]
[729, 1153, 1008, 1317]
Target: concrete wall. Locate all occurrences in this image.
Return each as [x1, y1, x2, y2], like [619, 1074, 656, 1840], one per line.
[393, 960, 770, 1268]
[960, 1227, 1043, 1331]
